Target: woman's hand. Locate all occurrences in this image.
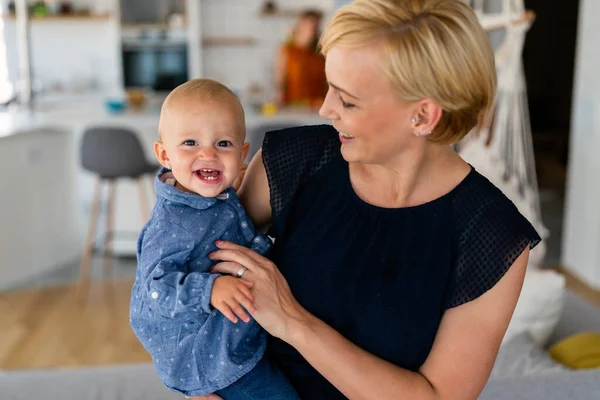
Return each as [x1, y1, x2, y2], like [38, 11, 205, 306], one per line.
[209, 241, 308, 341]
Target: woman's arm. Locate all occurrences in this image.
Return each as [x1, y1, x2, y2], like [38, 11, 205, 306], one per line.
[237, 149, 272, 231]
[210, 243, 529, 400]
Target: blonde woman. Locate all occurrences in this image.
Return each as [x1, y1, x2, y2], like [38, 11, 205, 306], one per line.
[210, 0, 541, 398]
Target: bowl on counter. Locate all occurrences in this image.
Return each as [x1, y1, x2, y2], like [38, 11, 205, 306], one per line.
[104, 98, 126, 114]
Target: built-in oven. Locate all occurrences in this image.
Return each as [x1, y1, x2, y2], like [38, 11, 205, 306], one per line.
[122, 32, 188, 92]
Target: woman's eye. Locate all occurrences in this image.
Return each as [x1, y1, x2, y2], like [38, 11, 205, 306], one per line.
[182, 140, 197, 146]
[339, 96, 355, 109]
[217, 140, 232, 147]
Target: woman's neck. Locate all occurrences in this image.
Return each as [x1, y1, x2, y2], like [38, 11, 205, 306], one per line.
[349, 145, 469, 208]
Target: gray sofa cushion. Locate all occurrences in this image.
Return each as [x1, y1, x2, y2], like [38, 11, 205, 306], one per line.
[0, 364, 180, 400]
[481, 369, 600, 400]
[491, 332, 567, 380]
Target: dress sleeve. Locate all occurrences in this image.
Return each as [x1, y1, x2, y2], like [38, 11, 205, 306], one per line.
[446, 183, 542, 309]
[262, 124, 339, 237]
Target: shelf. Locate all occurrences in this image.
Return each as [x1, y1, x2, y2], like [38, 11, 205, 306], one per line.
[260, 9, 303, 18]
[202, 37, 257, 47]
[4, 13, 113, 22]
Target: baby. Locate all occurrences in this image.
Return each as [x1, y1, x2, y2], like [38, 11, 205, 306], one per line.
[130, 79, 298, 399]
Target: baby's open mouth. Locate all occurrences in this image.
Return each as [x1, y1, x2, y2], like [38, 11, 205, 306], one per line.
[195, 169, 222, 181]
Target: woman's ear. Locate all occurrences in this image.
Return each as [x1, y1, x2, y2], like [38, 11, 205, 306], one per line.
[154, 140, 170, 169]
[411, 98, 443, 137]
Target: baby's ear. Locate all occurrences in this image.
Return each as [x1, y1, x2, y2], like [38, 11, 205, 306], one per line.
[154, 140, 170, 169]
[241, 142, 250, 162]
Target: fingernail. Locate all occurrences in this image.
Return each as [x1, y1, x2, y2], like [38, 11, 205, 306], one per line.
[208, 252, 215, 258]
[215, 240, 223, 246]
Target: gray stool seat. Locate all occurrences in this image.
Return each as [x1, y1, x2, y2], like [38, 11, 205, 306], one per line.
[81, 127, 160, 178]
[78, 126, 158, 294]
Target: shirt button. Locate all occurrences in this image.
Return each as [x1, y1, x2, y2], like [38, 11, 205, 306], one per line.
[151, 291, 159, 299]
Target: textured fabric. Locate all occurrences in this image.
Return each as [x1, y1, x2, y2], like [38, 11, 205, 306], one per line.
[130, 169, 274, 396]
[261, 125, 542, 399]
[491, 332, 566, 380]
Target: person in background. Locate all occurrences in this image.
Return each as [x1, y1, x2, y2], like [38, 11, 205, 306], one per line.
[274, 9, 328, 108]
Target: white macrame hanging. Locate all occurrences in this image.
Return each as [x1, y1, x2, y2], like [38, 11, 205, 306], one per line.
[459, 1, 548, 268]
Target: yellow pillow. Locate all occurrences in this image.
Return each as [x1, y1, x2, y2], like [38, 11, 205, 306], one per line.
[549, 332, 600, 369]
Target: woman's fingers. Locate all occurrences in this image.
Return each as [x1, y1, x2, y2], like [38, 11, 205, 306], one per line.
[211, 261, 254, 279]
[215, 240, 266, 264]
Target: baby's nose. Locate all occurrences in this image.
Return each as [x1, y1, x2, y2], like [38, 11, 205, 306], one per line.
[198, 146, 217, 159]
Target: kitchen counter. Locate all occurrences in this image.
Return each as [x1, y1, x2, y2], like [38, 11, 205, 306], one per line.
[0, 96, 329, 141]
[0, 97, 330, 268]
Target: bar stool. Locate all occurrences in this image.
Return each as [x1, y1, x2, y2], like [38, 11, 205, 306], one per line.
[78, 126, 159, 290]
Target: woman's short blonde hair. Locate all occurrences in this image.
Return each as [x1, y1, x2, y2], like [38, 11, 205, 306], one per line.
[320, 0, 496, 144]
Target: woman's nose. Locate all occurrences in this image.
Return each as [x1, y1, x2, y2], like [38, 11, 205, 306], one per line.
[319, 89, 338, 120]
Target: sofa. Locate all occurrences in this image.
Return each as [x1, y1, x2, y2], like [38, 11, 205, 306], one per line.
[1, 291, 599, 400]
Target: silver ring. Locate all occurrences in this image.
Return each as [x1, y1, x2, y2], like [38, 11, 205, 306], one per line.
[236, 267, 248, 278]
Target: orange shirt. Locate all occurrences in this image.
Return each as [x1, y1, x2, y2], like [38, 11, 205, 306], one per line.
[282, 43, 327, 106]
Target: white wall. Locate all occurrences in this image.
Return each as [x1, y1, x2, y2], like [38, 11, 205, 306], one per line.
[562, 0, 600, 289]
[0, 129, 82, 290]
[198, 0, 332, 101]
[3, 18, 122, 95]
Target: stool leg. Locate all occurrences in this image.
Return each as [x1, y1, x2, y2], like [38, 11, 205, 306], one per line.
[78, 176, 103, 291]
[103, 179, 116, 278]
[137, 176, 150, 222]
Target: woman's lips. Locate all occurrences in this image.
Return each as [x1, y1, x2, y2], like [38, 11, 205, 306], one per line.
[338, 131, 355, 143]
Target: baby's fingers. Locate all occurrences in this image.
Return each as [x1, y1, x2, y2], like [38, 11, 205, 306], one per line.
[235, 292, 257, 316]
[215, 303, 238, 324]
[226, 299, 251, 323]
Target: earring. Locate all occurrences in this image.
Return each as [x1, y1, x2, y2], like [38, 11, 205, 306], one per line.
[411, 117, 417, 125]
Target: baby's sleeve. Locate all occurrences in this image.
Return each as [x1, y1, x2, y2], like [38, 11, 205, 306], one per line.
[138, 221, 219, 318]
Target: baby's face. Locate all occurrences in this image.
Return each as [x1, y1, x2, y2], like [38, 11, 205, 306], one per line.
[155, 98, 248, 198]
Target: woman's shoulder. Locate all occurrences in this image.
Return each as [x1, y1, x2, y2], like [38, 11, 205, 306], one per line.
[261, 124, 341, 225]
[263, 124, 339, 163]
[451, 168, 529, 224]
[446, 168, 541, 308]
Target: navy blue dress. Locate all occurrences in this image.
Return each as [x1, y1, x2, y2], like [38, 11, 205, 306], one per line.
[261, 125, 541, 399]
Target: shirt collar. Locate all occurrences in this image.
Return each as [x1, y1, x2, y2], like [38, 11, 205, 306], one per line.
[154, 168, 234, 210]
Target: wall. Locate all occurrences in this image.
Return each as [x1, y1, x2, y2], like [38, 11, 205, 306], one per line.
[1, 0, 122, 96]
[562, 0, 600, 289]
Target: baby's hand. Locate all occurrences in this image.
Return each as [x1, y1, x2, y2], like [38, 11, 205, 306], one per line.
[210, 276, 256, 323]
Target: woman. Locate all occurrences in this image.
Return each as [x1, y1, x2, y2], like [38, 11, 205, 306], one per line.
[274, 9, 328, 107]
[211, 0, 541, 398]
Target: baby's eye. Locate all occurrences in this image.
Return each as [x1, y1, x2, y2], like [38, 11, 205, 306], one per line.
[182, 140, 197, 146]
[217, 140, 232, 147]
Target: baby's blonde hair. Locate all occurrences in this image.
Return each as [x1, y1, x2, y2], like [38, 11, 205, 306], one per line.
[320, 0, 496, 144]
[159, 78, 246, 138]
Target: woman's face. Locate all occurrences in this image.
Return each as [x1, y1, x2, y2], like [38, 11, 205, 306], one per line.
[319, 45, 419, 166]
[295, 16, 319, 47]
